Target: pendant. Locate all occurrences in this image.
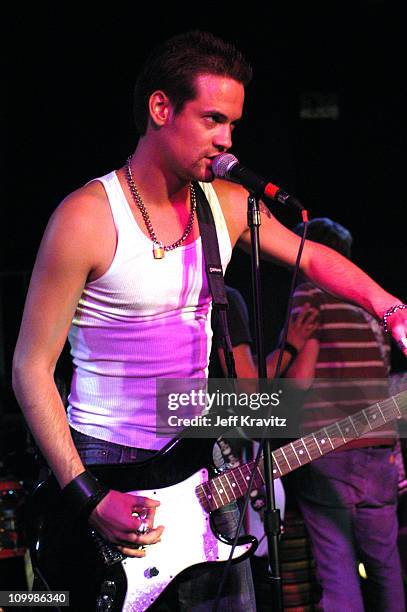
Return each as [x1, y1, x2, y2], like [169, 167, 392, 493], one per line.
[153, 241, 165, 259]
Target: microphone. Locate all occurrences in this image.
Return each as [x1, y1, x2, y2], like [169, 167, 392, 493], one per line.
[211, 153, 304, 211]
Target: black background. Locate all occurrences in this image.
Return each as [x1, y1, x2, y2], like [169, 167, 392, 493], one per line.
[2, 0, 406, 426]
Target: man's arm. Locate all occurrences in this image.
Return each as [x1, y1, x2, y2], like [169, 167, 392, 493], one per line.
[12, 188, 163, 555]
[213, 285, 292, 379]
[285, 339, 320, 389]
[218, 342, 308, 379]
[215, 179, 407, 354]
[217, 295, 318, 379]
[265, 303, 319, 379]
[12, 193, 99, 488]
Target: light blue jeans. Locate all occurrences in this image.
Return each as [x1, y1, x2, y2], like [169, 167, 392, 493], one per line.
[293, 447, 405, 612]
[71, 429, 256, 612]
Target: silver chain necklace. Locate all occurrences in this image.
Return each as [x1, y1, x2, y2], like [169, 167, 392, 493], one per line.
[125, 156, 197, 259]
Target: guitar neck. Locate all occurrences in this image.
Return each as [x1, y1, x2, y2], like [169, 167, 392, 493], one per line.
[196, 391, 406, 512]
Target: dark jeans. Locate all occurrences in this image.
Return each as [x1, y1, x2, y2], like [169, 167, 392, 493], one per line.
[71, 429, 256, 612]
[293, 447, 405, 612]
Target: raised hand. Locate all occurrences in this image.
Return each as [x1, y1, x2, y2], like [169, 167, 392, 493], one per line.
[287, 302, 320, 351]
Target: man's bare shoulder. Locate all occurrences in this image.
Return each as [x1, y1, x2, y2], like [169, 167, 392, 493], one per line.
[39, 178, 117, 276]
[211, 179, 278, 246]
[48, 179, 112, 237]
[56, 180, 108, 218]
[209, 179, 248, 244]
[212, 178, 273, 219]
[211, 178, 248, 210]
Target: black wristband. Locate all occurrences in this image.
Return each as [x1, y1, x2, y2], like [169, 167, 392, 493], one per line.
[61, 470, 109, 521]
[283, 342, 299, 360]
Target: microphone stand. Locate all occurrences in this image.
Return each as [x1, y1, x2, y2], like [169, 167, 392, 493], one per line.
[247, 193, 284, 611]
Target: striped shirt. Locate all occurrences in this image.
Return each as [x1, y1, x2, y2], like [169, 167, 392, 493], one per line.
[292, 283, 395, 449]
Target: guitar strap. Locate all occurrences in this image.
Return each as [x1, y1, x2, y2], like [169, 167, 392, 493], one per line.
[193, 182, 237, 378]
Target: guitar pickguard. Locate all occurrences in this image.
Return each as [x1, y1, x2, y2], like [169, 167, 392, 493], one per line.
[121, 468, 254, 611]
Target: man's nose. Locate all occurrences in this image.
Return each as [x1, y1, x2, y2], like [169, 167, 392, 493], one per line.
[214, 126, 232, 151]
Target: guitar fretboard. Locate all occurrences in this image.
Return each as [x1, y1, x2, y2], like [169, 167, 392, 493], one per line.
[195, 391, 406, 512]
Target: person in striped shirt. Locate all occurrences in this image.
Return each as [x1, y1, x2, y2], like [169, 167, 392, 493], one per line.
[287, 217, 405, 611]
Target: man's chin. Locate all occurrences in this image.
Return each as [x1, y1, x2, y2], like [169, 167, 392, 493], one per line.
[199, 167, 215, 183]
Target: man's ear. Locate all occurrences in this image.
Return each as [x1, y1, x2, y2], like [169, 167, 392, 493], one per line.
[148, 90, 172, 127]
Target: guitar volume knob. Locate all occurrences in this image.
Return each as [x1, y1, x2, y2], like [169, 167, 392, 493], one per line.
[144, 566, 159, 578]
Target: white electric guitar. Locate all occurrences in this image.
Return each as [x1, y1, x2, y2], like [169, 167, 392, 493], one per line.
[28, 390, 406, 611]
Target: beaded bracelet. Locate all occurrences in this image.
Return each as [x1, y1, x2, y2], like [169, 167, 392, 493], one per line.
[61, 470, 109, 521]
[381, 303, 407, 333]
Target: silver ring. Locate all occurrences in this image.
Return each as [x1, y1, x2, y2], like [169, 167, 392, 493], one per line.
[132, 510, 148, 519]
[135, 520, 149, 535]
[397, 336, 407, 350]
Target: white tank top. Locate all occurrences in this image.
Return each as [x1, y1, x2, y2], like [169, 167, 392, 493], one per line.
[67, 171, 232, 449]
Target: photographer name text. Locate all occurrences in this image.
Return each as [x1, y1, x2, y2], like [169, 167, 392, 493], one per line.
[167, 414, 287, 428]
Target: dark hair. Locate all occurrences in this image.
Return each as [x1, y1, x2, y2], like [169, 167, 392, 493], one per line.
[133, 30, 253, 135]
[293, 217, 353, 258]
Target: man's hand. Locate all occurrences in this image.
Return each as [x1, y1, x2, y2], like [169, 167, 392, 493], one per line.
[89, 490, 164, 558]
[385, 305, 407, 358]
[287, 302, 319, 351]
